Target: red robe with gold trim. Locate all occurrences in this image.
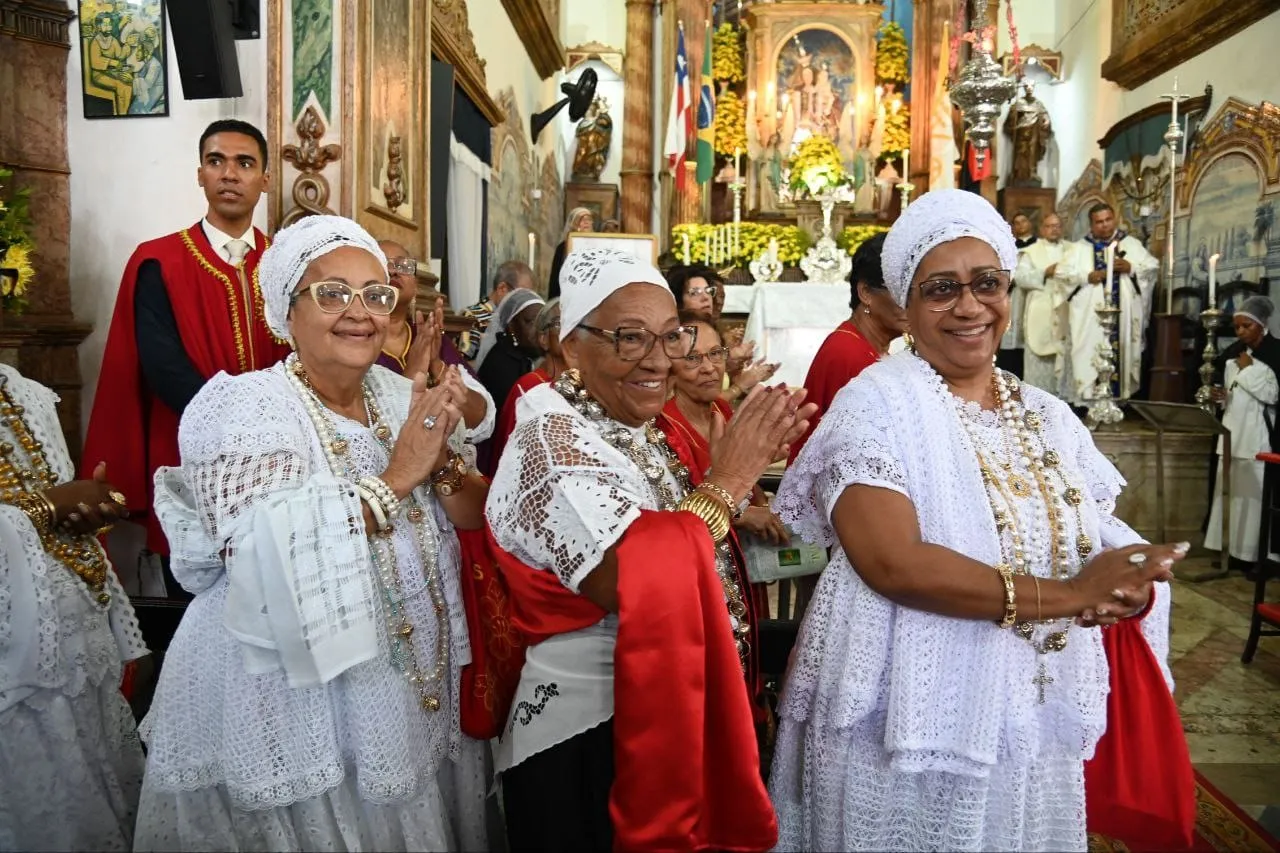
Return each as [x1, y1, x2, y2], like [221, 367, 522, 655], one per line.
[81, 223, 290, 553]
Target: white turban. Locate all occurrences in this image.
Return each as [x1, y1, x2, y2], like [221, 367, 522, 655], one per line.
[259, 215, 388, 342]
[881, 189, 1018, 308]
[557, 248, 672, 342]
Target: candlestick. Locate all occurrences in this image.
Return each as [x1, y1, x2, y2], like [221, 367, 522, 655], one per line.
[528, 232, 536, 269]
[1194, 308, 1224, 412]
[683, 233, 691, 265]
[1208, 252, 1220, 306]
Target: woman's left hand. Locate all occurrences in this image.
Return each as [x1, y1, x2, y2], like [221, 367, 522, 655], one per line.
[1076, 579, 1153, 627]
[735, 505, 791, 544]
[1238, 351, 1254, 369]
[405, 300, 446, 381]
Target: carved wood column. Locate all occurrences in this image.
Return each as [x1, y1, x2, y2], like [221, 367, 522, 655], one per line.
[620, 0, 656, 234]
[0, 0, 91, 459]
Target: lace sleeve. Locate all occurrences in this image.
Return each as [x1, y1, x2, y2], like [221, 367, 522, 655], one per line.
[460, 367, 496, 443]
[774, 380, 908, 547]
[486, 411, 652, 593]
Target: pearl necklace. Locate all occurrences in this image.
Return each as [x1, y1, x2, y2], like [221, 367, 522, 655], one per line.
[0, 377, 111, 607]
[553, 369, 751, 670]
[286, 355, 449, 714]
[932, 359, 1090, 704]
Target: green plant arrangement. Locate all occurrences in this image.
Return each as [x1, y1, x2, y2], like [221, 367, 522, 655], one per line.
[711, 23, 745, 84]
[715, 89, 747, 156]
[0, 168, 35, 315]
[837, 224, 890, 256]
[671, 223, 812, 268]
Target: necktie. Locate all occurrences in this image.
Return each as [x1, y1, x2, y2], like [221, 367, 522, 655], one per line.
[224, 238, 256, 366]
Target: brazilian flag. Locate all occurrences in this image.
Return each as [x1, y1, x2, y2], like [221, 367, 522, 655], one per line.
[695, 23, 715, 184]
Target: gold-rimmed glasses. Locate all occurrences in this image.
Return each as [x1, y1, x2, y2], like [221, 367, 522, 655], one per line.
[289, 280, 399, 315]
[578, 324, 698, 362]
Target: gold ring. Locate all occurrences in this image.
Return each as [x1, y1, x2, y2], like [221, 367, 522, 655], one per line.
[108, 490, 128, 507]
[95, 524, 115, 535]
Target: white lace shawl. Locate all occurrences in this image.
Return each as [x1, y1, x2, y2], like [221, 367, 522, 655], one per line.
[774, 352, 1172, 776]
[142, 362, 483, 807]
[486, 383, 673, 593]
[0, 364, 147, 713]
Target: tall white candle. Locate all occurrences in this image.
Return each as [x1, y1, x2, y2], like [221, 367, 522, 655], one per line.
[1208, 252, 1220, 305]
[683, 233, 692, 264]
[528, 232, 536, 268]
[1104, 242, 1117, 307]
[704, 232, 711, 262]
[769, 237, 779, 265]
[902, 147, 910, 180]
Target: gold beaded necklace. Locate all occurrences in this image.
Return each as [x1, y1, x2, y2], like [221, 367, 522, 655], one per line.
[0, 380, 111, 607]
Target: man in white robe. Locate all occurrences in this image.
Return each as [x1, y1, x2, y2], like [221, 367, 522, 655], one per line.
[1015, 212, 1088, 398]
[1068, 202, 1159, 403]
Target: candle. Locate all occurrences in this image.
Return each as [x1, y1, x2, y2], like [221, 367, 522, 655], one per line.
[704, 232, 711, 262]
[1208, 252, 1220, 305]
[683, 233, 692, 264]
[735, 147, 742, 180]
[902, 147, 910, 180]
[1104, 242, 1116, 307]
[1171, 76, 1179, 125]
[769, 237, 779, 264]
[528, 232, 536, 268]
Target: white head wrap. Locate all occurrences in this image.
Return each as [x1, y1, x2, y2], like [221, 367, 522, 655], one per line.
[881, 189, 1018, 307]
[557, 248, 673, 342]
[1234, 294, 1274, 331]
[259, 215, 388, 342]
[494, 288, 546, 331]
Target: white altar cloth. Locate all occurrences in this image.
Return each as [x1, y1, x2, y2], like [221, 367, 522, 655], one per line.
[723, 282, 851, 388]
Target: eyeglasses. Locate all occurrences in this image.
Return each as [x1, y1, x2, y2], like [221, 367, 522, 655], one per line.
[677, 346, 729, 368]
[289, 280, 399, 315]
[578, 324, 698, 362]
[387, 257, 417, 276]
[687, 285, 718, 298]
[918, 270, 1013, 312]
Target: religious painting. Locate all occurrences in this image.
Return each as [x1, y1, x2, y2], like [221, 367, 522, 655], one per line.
[77, 0, 169, 119]
[487, 139, 530, 287]
[291, 0, 333, 122]
[774, 28, 857, 147]
[1179, 154, 1272, 303]
[360, 0, 417, 224]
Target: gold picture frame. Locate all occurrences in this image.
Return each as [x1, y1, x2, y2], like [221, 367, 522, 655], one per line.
[565, 233, 659, 265]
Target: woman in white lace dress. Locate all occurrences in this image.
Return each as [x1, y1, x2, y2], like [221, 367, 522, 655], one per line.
[769, 189, 1186, 852]
[0, 363, 148, 851]
[134, 216, 495, 851]
[487, 249, 813, 852]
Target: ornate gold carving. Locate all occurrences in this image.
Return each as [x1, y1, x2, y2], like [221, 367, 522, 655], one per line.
[566, 41, 624, 77]
[382, 135, 405, 211]
[281, 105, 343, 227]
[499, 0, 565, 79]
[999, 44, 1064, 82]
[0, 0, 76, 48]
[431, 0, 505, 126]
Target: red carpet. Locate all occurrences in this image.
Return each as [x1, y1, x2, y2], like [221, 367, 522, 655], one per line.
[1089, 771, 1280, 853]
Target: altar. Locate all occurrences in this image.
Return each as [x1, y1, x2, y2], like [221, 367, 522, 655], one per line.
[724, 282, 852, 388]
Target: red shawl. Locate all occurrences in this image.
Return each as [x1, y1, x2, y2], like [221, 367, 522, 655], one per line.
[789, 319, 878, 464]
[485, 368, 550, 478]
[81, 224, 290, 553]
[488, 510, 776, 852]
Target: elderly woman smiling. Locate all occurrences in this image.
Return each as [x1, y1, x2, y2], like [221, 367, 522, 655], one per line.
[134, 216, 495, 851]
[768, 190, 1186, 852]
[487, 249, 813, 852]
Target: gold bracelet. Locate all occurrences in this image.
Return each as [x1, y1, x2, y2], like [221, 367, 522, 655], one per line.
[13, 492, 55, 534]
[994, 563, 1017, 629]
[678, 491, 731, 542]
[726, 384, 743, 400]
[1033, 576, 1043, 622]
[430, 452, 467, 497]
[697, 482, 740, 518]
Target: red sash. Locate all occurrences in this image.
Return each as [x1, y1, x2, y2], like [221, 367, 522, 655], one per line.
[1084, 601, 1197, 850]
[490, 510, 777, 852]
[81, 224, 290, 553]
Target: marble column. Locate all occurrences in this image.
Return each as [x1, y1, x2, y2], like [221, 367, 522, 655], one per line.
[620, 0, 656, 234]
[0, 0, 91, 458]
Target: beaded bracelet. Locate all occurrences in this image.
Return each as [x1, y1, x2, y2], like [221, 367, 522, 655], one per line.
[994, 563, 1017, 629]
[359, 476, 403, 520]
[697, 482, 742, 520]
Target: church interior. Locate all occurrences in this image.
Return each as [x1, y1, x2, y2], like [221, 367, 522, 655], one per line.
[1, 0, 1279, 848]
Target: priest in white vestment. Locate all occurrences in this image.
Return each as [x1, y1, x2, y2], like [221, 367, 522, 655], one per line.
[1068, 203, 1159, 403]
[1206, 296, 1280, 569]
[1015, 212, 1088, 397]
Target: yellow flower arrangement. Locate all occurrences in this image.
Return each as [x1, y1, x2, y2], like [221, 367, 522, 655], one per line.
[671, 223, 811, 268]
[788, 134, 847, 196]
[837, 224, 890, 256]
[881, 94, 911, 159]
[0, 168, 35, 315]
[715, 90, 747, 157]
[711, 23, 745, 84]
[875, 22, 910, 86]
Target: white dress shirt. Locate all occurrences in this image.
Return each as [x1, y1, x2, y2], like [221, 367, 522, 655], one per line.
[201, 218, 257, 265]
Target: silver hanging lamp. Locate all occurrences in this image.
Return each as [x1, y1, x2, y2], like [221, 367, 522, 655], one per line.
[949, 0, 1016, 170]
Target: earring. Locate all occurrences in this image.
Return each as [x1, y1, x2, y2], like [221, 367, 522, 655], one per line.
[863, 307, 872, 315]
[902, 330, 915, 351]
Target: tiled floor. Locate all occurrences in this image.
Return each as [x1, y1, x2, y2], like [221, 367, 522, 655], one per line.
[1170, 556, 1280, 838]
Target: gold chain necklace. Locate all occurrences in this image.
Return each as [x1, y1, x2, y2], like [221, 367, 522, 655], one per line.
[0, 380, 111, 607]
[553, 369, 752, 670]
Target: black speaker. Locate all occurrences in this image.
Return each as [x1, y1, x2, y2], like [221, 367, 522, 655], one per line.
[167, 0, 244, 99]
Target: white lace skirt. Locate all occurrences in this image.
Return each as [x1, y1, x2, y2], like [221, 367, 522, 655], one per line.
[0, 674, 144, 852]
[133, 735, 491, 852]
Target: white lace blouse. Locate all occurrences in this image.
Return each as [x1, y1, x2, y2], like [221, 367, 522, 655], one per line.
[142, 362, 495, 809]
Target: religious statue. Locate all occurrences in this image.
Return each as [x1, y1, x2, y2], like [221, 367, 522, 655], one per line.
[571, 96, 613, 182]
[751, 131, 784, 214]
[1003, 80, 1053, 187]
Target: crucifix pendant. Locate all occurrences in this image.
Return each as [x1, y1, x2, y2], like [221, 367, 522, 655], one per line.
[1033, 660, 1054, 705]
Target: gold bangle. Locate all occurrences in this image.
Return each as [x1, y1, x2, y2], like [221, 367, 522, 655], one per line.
[726, 384, 743, 400]
[430, 452, 467, 497]
[994, 563, 1017, 629]
[14, 492, 54, 534]
[1033, 576, 1043, 622]
[678, 491, 731, 542]
[697, 482, 739, 518]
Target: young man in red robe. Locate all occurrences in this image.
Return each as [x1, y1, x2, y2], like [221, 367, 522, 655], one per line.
[82, 120, 290, 590]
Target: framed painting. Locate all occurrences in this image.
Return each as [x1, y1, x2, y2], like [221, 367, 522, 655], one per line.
[78, 0, 169, 118]
[566, 233, 658, 265]
[564, 181, 619, 227]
